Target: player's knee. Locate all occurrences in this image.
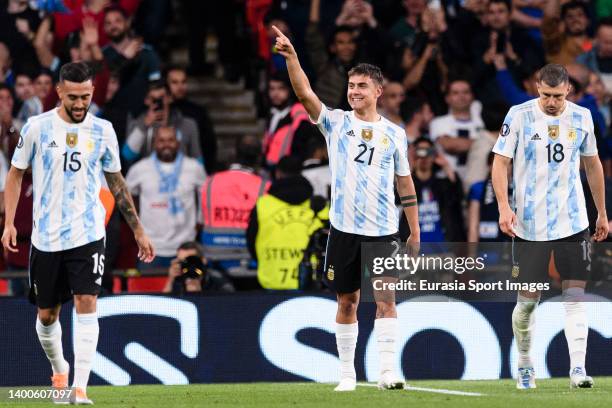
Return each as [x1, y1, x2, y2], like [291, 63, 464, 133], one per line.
[74, 295, 97, 313]
[337, 295, 359, 317]
[38, 310, 59, 326]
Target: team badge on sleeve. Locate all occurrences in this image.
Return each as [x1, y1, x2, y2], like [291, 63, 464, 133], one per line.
[66, 132, 78, 148]
[361, 128, 373, 142]
[548, 125, 559, 140]
[500, 123, 510, 137]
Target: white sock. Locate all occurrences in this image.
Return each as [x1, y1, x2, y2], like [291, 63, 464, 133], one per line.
[72, 313, 99, 390]
[336, 322, 358, 381]
[512, 293, 539, 369]
[375, 318, 397, 377]
[36, 317, 69, 375]
[563, 287, 588, 369]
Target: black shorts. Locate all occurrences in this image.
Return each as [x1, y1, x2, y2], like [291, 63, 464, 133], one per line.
[323, 226, 400, 294]
[29, 238, 105, 308]
[512, 229, 591, 283]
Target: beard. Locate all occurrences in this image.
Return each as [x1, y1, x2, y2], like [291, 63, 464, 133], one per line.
[66, 105, 90, 123]
[109, 30, 127, 43]
[157, 148, 177, 162]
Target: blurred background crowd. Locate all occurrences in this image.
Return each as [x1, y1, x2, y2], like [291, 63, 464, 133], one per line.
[0, 0, 611, 296]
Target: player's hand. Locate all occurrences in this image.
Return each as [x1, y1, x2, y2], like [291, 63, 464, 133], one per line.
[135, 229, 155, 263]
[271, 25, 296, 59]
[592, 213, 609, 242]
[498, 207, 517, 238]
[1, 225, 18, 253]
[406, 233, 420, 258]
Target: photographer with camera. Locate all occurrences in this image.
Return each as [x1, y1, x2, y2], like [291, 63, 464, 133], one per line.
[163, 241, 235, 295]
[122, 81, 203, 167]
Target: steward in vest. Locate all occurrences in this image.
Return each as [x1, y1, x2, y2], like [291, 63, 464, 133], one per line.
[247, 156, 329, 289]
[262, 73, 319, 167]
[201, 135, 269, 260]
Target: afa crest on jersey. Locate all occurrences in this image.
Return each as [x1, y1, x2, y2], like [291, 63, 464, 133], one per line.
[568, 127, 577, 142]
[327, 265, 335, 281]
[361, 128, 373, 142]
[547, 125, 559, 140]
[66, 132, 78, 148]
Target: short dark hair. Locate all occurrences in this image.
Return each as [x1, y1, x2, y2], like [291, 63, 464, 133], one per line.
[0, 83, 14, 98]
[489, 0, 510, 10]
[330, 25, 355, 44]
[347, 63, 384, 86]
[59, 62, 92, 83]
[235, 134, 262, 167]
[413, 136, 434, 147]
[537, 64, 569, 87]
[178, 241, 204, 258]
[561, 1, 589, 19]
[147, 80, 167, 93]
[276, 155, 302, 176]
[104, 4, 128, 19]
[597, 17, 612, 31]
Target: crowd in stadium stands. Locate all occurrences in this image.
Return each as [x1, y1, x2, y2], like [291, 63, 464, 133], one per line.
[0, 0, 611, 295]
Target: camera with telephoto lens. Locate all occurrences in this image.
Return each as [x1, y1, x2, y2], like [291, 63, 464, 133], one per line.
[177, 255, 206, 281]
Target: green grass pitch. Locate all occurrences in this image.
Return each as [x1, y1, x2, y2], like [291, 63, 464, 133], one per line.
[1, 378, 610, 407]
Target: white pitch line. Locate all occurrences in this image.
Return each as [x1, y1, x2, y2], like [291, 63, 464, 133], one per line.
[357, 383, 484, 396]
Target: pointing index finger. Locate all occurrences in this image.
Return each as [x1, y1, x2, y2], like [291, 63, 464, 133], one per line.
[271, 25, 285, 39]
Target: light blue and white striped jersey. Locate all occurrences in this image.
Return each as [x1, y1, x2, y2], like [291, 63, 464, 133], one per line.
[12, 109, 121, 251]
[314, 104, 411, 236]
[493, 99, 597, 241]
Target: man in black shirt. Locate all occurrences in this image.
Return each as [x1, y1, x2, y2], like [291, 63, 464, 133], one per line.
[166, 66, 217, 174]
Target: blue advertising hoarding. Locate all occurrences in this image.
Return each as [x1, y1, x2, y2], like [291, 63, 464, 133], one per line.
[0, 293, 611, 386]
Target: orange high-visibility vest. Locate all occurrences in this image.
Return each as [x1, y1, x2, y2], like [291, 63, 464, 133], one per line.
[201, 167, 269, 257]
[264, 103, 310, 165]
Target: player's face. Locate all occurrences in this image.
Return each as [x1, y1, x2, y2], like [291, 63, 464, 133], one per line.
[268, 80, 290, 107]
[347, 75, 382, 112]
[57, 79, 94, 123]
[487, 2, 510, 31]
[154, 127, 179, 161]
[536, 80, 570, 116]
[564, 8, 588, 36]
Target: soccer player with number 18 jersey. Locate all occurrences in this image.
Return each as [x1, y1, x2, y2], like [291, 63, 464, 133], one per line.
[492, 64, 608, 390]
[2, 62, 155, 404]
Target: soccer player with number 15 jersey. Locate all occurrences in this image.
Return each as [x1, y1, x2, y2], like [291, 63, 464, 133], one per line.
[2, 62, 155, 404]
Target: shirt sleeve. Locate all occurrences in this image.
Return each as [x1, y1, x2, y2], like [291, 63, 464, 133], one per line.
[393, 132, 411, 176]
[313, 103, 344, 141]
[101, 123, 122, 172]
[0, 151, 7, 192]
[580, 112, 598, 156]
[492, 107, 520, 159]
[428, 117, 443, 141]
[11, 119, 36, 170]
[468, 181, 485, 201]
